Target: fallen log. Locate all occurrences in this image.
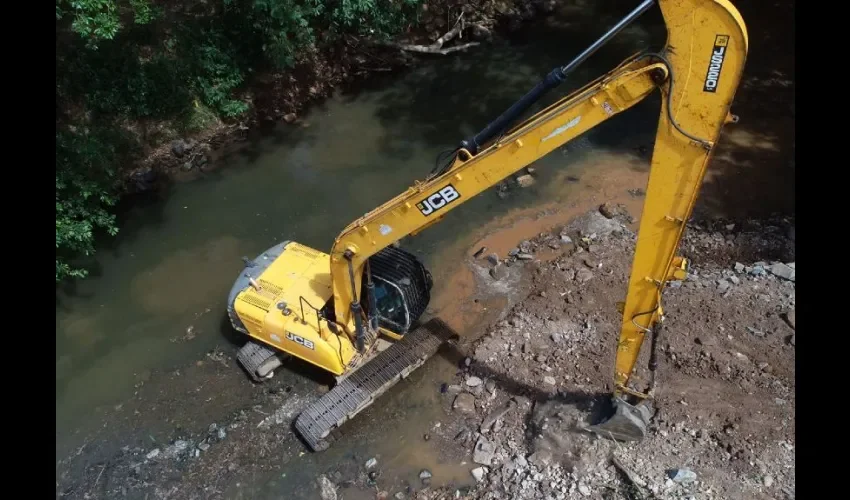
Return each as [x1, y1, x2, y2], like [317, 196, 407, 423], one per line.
[386, 13, 485, 55]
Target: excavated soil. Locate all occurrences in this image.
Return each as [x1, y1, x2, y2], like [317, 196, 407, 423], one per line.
[411, 208, 796, 500]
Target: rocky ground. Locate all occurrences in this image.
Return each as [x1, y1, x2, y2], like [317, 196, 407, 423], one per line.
[56, 203, 795, 500]
[407, 207, 796, 500]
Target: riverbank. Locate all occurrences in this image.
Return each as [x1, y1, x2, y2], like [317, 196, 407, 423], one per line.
[55, 0, 795, 497]
[55, 205, 795, 500]
[57, 0, 565, 284]
[124, 0, 559, 191]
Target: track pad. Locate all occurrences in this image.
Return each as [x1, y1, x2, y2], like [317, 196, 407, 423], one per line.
[587, 397, 652, 442]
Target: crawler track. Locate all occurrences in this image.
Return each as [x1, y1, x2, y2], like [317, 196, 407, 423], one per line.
[294, 317, 457, 451]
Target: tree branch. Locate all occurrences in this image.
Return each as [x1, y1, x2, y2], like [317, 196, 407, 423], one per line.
[387, 13, 486, 56]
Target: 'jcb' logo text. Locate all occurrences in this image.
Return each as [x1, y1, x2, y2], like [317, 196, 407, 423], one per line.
[417, 184, 461, 216]
[287, 332, 315, 350]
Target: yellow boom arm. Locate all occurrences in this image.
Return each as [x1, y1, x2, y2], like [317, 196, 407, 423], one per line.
[329, 55, 664, 327]
[328, 0, 747, 396]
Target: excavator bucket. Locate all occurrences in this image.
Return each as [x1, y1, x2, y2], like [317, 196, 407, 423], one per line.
[586, 396, 653, 442]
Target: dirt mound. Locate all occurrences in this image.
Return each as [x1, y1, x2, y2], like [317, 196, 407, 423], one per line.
[417, 208, 795, 500]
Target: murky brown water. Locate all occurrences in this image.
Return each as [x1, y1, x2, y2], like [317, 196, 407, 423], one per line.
[56, 0, 794, 496]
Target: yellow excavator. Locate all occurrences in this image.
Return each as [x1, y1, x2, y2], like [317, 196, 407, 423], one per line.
[226, 0, 747, 451]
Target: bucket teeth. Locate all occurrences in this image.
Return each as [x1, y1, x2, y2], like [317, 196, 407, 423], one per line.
[587, 397, 653, 442]
[295, 318, 457, 451]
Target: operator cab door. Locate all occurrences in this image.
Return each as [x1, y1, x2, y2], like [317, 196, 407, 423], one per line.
[372, 277, 411, 334]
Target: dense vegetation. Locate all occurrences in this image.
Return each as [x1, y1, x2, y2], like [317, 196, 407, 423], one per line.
[56, 0, 422, 282]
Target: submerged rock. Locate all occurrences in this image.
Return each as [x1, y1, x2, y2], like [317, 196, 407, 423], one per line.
[516, 174, 536, 188]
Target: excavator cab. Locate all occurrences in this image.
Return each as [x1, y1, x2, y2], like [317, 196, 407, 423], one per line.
[360, 246, 434, 337]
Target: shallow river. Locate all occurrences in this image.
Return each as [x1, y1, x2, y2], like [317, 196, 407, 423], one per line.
[56, 4, 673, 497]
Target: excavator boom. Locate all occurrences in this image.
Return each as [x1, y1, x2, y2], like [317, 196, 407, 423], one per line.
[325, 0, 747, 446]
[587, 0, 748, 441]
[329, 55, 665, 335]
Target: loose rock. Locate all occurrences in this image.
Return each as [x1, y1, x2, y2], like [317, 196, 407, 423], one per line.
[528, 450, 553, 468]
[489, 264, 507, 280]
[668, 468, 698, 484]
[473, 437, 496, 465]
[572, 210, 625, 239]
[576, 269, 593, 282]
[750, 265, 767, 276]
[453, 393, 477, 414]
[471, 467, 487, 482]
[318, 475, 337, 500]
[481, 400, 515, 431]
[769, 263, 795, 281]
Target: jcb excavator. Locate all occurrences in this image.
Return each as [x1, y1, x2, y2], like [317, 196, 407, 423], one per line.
[227, 0, 748, 451]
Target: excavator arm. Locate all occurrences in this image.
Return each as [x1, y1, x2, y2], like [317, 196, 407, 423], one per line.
[330, 0, 747, 378]
[290, 0, 748, 451]
[329, 54, 666, 337]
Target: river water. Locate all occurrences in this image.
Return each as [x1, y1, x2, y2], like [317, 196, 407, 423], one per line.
[56, 4, 673, 496]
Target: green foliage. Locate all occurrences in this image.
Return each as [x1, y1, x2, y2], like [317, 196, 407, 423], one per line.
[129, 0, 159, 25]
[181, 29, 252, 117]
[327, 0, 422, 39]
[56, 128, 125, 282]
[56, 0, 424, 283]
[249, 0, 325, 67]
[180, 103, 221, 133]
